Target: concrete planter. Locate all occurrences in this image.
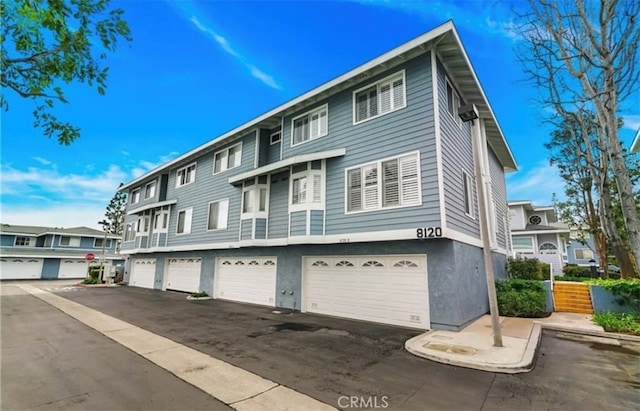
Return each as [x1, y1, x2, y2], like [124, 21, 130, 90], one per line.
[186, 295, 213, 301]
[589, 285, 637, 313]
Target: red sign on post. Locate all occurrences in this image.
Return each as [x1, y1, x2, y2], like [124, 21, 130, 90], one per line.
[86, 253, 95, 261]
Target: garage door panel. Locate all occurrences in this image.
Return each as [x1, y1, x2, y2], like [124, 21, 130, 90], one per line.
[59, 260, 89, 278]
[166, 258, 201, 293]
[304, 255, 429, 329]
[130, 259, 156, 289]
[215, 257, 276, 307]
[0, 258, 43, 280]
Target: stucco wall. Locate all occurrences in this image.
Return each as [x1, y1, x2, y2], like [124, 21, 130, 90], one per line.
[590, 285, 638, 313]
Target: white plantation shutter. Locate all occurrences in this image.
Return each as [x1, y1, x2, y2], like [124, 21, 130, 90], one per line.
[382, 159, 399, 207]
[184, 209, 192, 234]
[392, 78, 404, 109]
[310, 113, 319, 138]
[208, 202, 219, 230]
[400, 154, 419, 205]
[218, 199, 229, 229]
[313, 174, 322, 203]
[379, 82, 392, 114]
[348, 169, 362, 211]
[363, 165, 378, 209]
[319, 110, 328, 135]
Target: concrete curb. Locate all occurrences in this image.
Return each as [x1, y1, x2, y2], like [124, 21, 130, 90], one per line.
[536, 321, 640, 342]
[404, 323, 542, 374]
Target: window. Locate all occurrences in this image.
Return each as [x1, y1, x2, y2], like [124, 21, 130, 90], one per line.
[94, 238, 113, 248]
[208, 199, 229, 230]
[214, 143, 242, 173]
[154, 210, 169, 232]
[462, 171, 474, 218]
[130, 189, 141, 204]
[59, 236, 81, 247]
[242, 178, 268, 218]
[144, 181, 156, 199]
[176, 163, 196, 188]
[292, 105, 328, 145]
[528, 215, 542, 225]
[136, 215, 150, 234]
[14, 236, 34, 246]
[346, 152, 420, 213]
[354, 71, 406, 123]
[290, 163, 323, 212]
[446, 77, 462, 126]
[270, 131, 281, 145]
[176, 208, 193, 235]
[512, 236, 534, 250]
[124, 224, 135, 242]
[574, 249, 594, 260]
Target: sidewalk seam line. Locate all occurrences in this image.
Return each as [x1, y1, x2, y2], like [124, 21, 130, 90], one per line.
[228, 384, 281, 406]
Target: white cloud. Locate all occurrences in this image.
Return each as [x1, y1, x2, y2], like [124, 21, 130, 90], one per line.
[0, 204, 109, 230]
[32, 156, 53, 166]
[187, 15, 280, 89]
[623, 115, 640, 131]
[506, 161, 566, 205]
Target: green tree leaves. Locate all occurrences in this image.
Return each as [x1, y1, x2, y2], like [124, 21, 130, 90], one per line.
[1, 0, 132, 144]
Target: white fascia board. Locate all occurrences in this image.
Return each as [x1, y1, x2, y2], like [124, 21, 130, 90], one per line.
[35, 232, 122, 239]
[631, 127, 640, 153]
[228, 148, 346, 184]
[512, 229, 570, 235]
[119, 22, 455, 192]
[127, 199, 178, 216]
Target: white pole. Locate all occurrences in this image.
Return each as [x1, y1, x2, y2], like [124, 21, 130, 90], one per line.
[471, 117, 503, 347]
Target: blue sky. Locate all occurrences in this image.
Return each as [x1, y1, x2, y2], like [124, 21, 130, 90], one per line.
[1, 0, 639, 230]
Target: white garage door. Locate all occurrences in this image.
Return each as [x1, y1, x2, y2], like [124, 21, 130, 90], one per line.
[130, 258, 156, 289]
[0, 258, 43, 280]
[59, 259, 89, 279]
[215, 257, 276, 306]
[303, 255, 429, 329]
[165, 258, 201, 293]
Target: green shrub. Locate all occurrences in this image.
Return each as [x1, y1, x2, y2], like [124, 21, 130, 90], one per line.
[562, 264, 592, 277]
[592, 312, 640, 335]
[190, 291, 208, 298]
[495, 279, 548, 317]
[589, 278, 640, 311]
[82, 277, 101, 285]
[507, 257, 548, 280]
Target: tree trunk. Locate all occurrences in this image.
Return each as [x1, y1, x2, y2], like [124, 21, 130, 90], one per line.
[599, 180, 637, 278]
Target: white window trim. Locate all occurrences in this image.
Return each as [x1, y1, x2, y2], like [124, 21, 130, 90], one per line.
[213, 142, 243, 174]
[123, 223, 135, 242]
[136, 215, 150, 235]
[154, 210, 169, 233]
[270, 130, 281, 145]
[176, 207, 193, 236]
[512, 236, 535, 252]
[241, 179, 269, 219]
[290, 104, 329, 147]
[175, 162, 197, 188]
[144, 180, 157, 200]
[445, 76, 462, 128]
[207, 198, 230, 231]
[352, 70, 407, 125]
[14, 236, 35, 247]
[130, 188, 141, 205]
[462, 170, 474, 219]
[344, 150, 421, 215]
[289, 163, 325, 213]
[574, 248, 594, 260]
[93, 238, 112, 248]
[59, 236, 81, 247]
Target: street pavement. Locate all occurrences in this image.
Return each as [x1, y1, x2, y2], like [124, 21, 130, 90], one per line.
[2, 281, 639, 410]
[0, 285, 231, 411]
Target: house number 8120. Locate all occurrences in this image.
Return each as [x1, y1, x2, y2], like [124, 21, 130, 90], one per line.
[416, 227, 442, 238]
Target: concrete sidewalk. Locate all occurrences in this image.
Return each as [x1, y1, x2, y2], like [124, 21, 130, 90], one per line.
[406, 312, 640, 373]
[16, 284, 336, 411]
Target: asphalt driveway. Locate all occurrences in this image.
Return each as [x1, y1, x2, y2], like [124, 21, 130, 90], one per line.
[54, 285, 639, 410]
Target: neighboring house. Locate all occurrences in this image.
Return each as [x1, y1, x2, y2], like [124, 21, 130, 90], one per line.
[119, 21, 517, 331]
[508, 201, 570, 275]
[631, 127, 639, 154]
[0, 224, 122, 280]
[565, 228, 599, 268]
